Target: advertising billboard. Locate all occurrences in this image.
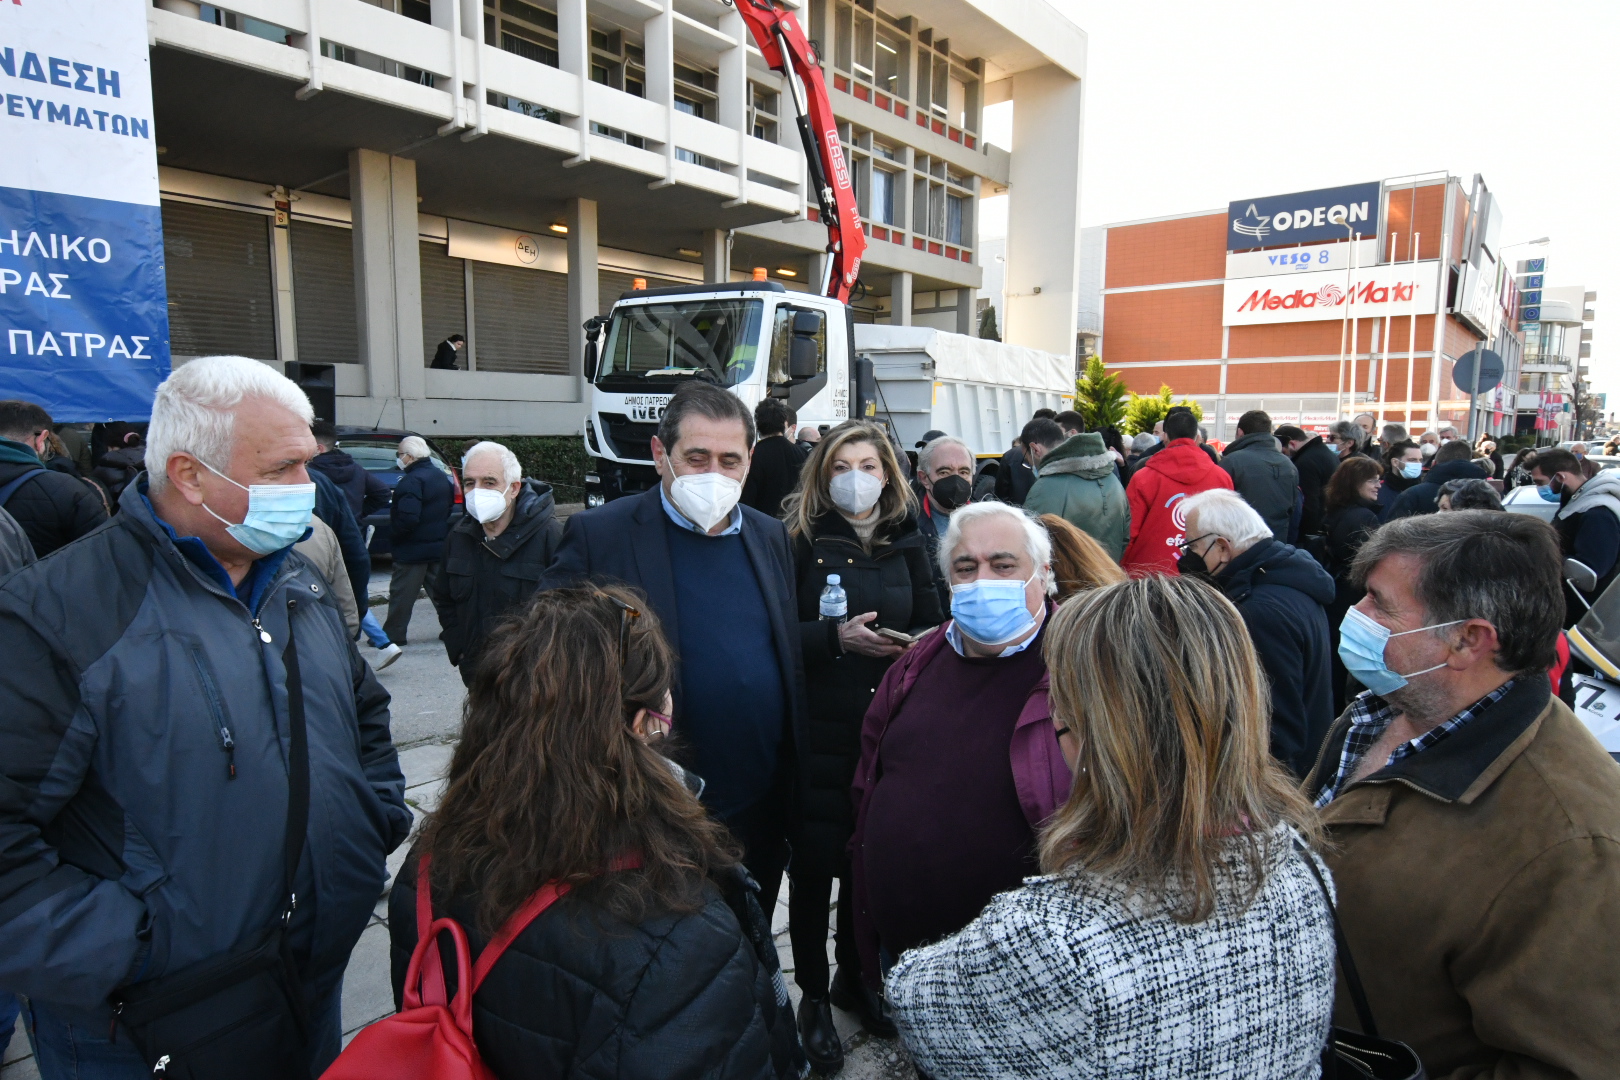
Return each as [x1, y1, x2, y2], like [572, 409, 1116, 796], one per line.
[1222, 261, 1441, 327]
[1, 0, 170, 420]
[1227, 182, 1382, 251]
[1225, 238, 1378, 280]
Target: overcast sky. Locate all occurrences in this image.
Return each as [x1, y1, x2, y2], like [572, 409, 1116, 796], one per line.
[983, 0, 1620, 402]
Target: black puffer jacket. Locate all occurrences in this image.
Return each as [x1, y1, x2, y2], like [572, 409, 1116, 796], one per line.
[791, 511, 943, 878]
[310, 448, 391, 521]
[388, 855, 802, 1080]
[430, 481, 563, 683]
[390, 457, 455, 563]
[0, 439, 106, 556]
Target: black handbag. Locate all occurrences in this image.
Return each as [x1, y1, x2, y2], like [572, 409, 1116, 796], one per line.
[109, 598, 314, 1079]
[1295, 842, 1427, 1080]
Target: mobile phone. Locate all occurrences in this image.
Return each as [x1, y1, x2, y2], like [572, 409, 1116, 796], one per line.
[874, 627, 915, 645]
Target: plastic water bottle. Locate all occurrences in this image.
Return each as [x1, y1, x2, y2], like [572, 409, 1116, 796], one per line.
[820, 574, 848, 623]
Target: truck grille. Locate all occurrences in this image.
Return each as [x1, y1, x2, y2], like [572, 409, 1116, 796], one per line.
[599, 413, 658, 462]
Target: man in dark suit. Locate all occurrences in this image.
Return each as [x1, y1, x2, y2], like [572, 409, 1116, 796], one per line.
[430, 333, 466, 370]
[539, 381, 805, 910]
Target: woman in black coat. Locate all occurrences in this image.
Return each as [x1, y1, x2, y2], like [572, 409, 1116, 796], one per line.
[782, 420, 944, 1072]
[1322, 456, 1384, 713]
[388, 586, 802, 1080]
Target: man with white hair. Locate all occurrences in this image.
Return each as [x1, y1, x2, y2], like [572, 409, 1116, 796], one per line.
[429, 440, 563, 685]
[1180, 488, 1336, 776]
[914, 434, 977, 607]
[0, 356, 411, 1076]
[849, 502, 1071, 1004]
[383, 434, 453, 646]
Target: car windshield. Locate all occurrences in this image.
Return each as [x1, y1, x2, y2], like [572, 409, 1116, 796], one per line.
[598, 299, 763, 386]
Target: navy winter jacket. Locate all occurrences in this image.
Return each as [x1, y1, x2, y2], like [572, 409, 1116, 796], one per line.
[312, 468, 372, 616]
[390, 457, 454, 563]
[1386, 459, 1488, 519]
[310, 448, 391, 521]
[1213, 538, 1337, 778]
[0, 483, 411, 1027]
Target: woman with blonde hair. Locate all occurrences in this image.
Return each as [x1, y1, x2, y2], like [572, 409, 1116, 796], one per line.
[888, 575, 1335, 1079]
[781, 420, 944, 1070]
[1037, 513, 1126, 601]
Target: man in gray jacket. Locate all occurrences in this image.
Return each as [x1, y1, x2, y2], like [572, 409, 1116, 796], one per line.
[1219, 411, 1299, 541]
[0, 357, 411, 1077]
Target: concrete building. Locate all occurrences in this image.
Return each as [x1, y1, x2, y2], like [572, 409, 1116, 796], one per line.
[1515, 277, 1596, 439]
[145, 0, 1085, 434]
[1079, 173, 1528, 442]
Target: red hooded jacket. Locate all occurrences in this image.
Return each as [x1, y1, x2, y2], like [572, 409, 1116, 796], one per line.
[1122, 438, 1234, 575]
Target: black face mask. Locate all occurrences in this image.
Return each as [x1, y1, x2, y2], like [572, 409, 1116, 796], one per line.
[1177, 548, 1212, 579]
[931, 474, 971, 511]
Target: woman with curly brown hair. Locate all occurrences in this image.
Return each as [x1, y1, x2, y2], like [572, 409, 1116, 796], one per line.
[388, 585, 802, 1079]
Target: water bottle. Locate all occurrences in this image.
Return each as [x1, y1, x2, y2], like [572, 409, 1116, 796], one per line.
[819, 574, 848, 622]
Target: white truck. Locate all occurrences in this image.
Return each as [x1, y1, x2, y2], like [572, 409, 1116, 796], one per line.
[580, 283, 1074, 503]
[853, 325, 1074, 458]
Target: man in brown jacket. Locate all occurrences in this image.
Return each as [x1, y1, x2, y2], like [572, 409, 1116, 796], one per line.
[1307, 510, 1620, 1079]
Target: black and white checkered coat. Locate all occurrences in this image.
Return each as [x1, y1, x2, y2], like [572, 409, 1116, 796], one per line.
[887, 827, 1335, 1079]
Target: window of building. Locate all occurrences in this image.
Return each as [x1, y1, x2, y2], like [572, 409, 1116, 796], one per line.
[945, 192, 964, 245]
[874, 25, 907, 98]
[472, 262, 569, 374]
[161, 200, 277, 361]
[751, 83, 779, 141]
[489, 0, 559, 68]
[420, 241, 467, 367]
[289, 219, 359, 365]
[871, 167, 895, 226]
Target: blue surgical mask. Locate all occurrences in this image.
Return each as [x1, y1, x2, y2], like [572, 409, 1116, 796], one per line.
[201, 461, 316, 555]
[951, 576, 1038, 646]
[1337, 606, 1463, 697]
[1399, 461, 1422, 480]
[1537, 485, 1562, 503]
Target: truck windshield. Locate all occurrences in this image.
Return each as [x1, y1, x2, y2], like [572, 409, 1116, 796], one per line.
[598, 299, 763, 387]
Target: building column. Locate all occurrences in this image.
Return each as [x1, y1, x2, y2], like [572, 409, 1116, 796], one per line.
[1004, 64, 1083, 357]
[558, 0, 589, 163]
[268, 188, 297, 366]
[956, 288, 975, 335]
[890, 271, 913, 326]
[702, 228, 730, 284]
[567, 197, 599, 403]
[353, 148, 429, 413]
[645, 0, 675, 185]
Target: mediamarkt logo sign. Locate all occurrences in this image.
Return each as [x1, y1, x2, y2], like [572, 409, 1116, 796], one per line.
[1222, 261, 1440, 327]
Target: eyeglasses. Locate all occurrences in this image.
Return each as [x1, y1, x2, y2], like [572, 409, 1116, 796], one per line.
[1176, 532, 1217, 552]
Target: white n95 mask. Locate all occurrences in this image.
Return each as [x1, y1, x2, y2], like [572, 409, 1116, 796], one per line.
[667, 466, 741, 532]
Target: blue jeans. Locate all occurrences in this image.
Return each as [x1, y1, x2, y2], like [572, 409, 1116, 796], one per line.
[0, 991, 20, 1059]
[28, 982, 341, 1080]
[360, 609, 391, 649]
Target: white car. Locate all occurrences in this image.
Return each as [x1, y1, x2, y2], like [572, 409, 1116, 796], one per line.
[1501, 456, 1620, 523]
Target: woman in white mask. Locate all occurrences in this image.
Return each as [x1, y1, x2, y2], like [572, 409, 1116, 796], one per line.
[778, 421, 945, 1072]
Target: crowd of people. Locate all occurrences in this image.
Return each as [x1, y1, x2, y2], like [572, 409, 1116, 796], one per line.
[0, 356, 1616, 1080]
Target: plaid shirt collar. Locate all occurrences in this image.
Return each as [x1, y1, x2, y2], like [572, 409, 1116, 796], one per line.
[1314, 679, 1517, 808]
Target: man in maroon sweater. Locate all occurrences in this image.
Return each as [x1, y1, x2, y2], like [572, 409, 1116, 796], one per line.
[849, 502, 1071, 997]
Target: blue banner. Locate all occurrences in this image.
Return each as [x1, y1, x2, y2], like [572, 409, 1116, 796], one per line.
[1227, 181, 1382, 252]
[1, 0, 169, 422]
[0, 186, 169, 420]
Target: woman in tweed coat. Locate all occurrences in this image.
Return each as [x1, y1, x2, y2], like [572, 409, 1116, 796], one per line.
[888, 575, 1336, 1079]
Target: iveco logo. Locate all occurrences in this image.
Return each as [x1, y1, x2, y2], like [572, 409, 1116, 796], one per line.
[1231, 204, 1271, 241]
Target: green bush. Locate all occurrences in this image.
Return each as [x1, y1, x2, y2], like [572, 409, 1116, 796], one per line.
[437, 435, 592, 502]
[1122, 385, 1203, 437]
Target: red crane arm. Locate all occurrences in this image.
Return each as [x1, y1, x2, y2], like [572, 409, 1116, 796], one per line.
[730, 0, 867, 304]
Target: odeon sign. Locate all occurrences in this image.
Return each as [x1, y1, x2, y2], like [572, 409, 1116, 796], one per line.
[1222, 262, 1440, 327]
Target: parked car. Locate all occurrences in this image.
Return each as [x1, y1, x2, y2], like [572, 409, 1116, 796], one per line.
[334, 426, 463, 557]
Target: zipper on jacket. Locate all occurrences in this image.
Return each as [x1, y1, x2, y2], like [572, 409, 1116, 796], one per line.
[190, 647, 237, 780]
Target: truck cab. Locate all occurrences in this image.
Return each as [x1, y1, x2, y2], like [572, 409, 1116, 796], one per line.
[582, 280, 851, 505]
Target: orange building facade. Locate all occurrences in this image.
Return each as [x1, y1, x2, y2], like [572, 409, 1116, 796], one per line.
[1086, 174, 1514, 441]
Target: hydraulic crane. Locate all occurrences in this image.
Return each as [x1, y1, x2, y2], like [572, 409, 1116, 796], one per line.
[728, 0, 868, 303]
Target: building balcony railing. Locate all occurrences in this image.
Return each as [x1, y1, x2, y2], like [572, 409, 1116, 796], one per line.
[149, 0, 805, 213]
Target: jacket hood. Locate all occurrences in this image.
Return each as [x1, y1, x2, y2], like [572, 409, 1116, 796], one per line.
[311, 448, 360, 484]
[0, 437, 42, 469]
[1037, 433, 1113, 479]
[1143, 439, 1221, 484]
[1218, 538, 1336, 606]
[1424, 459, 1488, 486]
[1560, 467, 1620, 522]
[1224, 431, 1284, 457]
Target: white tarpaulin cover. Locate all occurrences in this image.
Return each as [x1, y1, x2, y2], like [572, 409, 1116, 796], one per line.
[854, 326, 1071, 394]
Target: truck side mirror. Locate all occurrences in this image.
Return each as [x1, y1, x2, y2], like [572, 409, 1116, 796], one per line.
[792, 310, 823, 336]
[582, 315, 607, 381]
[790, 335, 819, 379]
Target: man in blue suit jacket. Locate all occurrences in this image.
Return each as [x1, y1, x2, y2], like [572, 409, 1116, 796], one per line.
[540, 382, 806, 910]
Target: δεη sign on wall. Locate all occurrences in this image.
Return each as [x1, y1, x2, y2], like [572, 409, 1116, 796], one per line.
[1222, 261, 1441, 327]
[0, 0, 169, 421]
[1227, 182, 1381, 251]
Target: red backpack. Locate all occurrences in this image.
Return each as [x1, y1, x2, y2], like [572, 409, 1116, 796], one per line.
[321, 854, 567, 1079]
